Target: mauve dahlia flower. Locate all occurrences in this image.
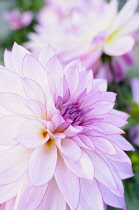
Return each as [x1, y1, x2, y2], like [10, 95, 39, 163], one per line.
[0, 43, 134, 209]
[26, 0, 139, 70]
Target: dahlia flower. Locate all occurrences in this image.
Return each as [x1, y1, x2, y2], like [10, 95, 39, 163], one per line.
[0, 43, 134, 209]
[3, 9, 33, 30]
[26, 0, 139, 70]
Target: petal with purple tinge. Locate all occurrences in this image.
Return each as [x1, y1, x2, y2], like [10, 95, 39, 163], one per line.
[26, 100, 46, 119]
[104, 36, 134, 56]
[22, 78, 46, 105]
[16, 120, 49, 149]
[0, 115, 27, 146]
[0, 93, 33, 116]
[64, 150, 94, 180]
[0, 144, 31, 185]
[37, 178, 66, 210]
[14, 175, 47, 210]
[55, 155, 80, 210]
[78, 179, 104, 210]
[28, 144, 57, 186]
[87, 151, 117, 192]
[60, 138, 81, 162]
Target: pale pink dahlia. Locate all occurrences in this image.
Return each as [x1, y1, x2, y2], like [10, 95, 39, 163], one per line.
[0, 43, 134, 209]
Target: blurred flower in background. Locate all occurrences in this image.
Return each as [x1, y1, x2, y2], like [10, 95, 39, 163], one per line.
[26, 0, 139, 82]
[3, 9, 33, 30]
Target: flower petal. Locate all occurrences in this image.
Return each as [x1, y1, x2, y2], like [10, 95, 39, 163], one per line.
[0, 144, 31, 185]
[55, 155, 80, 210]
[28, 144, 57, 186]
[104, 35, 134, 56]
[78, 179, 104, 210]
[22, 78, 46, 106]
[0, 93, 33, 116]
[14, 175, 47, 210]
[0, 115, 27, 146]
[37, 178, 66, 210]
[16, 119, 49, 149]
[64, 150, 94, 180]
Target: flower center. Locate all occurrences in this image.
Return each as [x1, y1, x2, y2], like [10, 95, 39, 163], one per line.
[59, 102, 85, 125]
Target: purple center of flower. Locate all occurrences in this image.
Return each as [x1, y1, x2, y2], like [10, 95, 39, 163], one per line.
[59, 102, 85, 125]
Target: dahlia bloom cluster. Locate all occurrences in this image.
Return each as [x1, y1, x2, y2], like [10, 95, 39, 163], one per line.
[26, 0, 139, 81]
[0, 43, 134, 209]
[4, 9, 33, 30]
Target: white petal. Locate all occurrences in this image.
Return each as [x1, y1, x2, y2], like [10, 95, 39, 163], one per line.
[55, 155, 80, 210]
[16, 120, 49, 149]
[0, 144, 31, 184]
[64, 150, 94, 180]
[37, 178, 66, 210]
[22, 78, 46, 106]
[14, 175, 47, 210]
[28, 144, 57, 186]
[78, 179, 104, 210]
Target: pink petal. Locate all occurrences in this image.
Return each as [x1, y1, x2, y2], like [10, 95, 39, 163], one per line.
[98, 182, 126, 210]
[37, 178, 66, 210]
[38, 45, 55, 68]
[22, 54, 46, 88]
[104, 35, 134, 56]
[65, 65, 79, 96]
[12, 42, 31, 76]
[4, 50, 14, 70]
[4, 197, 16, 210]
[64, 125, 82, 137]
[46, 55, 63, 88]
[119, 13, 139, 35]
[87, 151, 117, 192]
[0, 115, 27, 146]
[0, 144, 31, 185]
[14, 175, 47, 210]
[0, 69, 26, 97]
[60, 138, 81, 162]
[87, 101, 114, 116]
[107, 135, 134, 151]
[0, 178, 22, 203]
[26, 99, 46, 119]
[114, 0, 138, 27]
[78, 179, 104, 210]
[16, 120, 49, 149]
[22, 78, 46, 106]
[0, 93, 33, 116]
[93, 79, 107, 92]
[28, 144, 57, 186]
[110, 161, 134, 179]
[55, 155, 80, 210]
[64, 150, 94, 180]
[90, 136, 116, 155]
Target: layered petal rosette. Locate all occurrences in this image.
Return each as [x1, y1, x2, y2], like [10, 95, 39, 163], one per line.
[0, 43, 134, 209]
[26, 0, 139, 71]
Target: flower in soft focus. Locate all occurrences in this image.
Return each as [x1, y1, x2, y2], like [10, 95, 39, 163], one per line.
[131, 78, 139, 104]
[26, 0, 139, 71]
[0, 43, 134, 209]
[95, 51, 135, 82]
[130, 124, 139, 147]
[3, 9, 33, 30]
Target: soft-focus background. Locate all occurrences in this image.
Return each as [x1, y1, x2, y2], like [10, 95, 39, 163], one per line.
[0, 0, 139, 209]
